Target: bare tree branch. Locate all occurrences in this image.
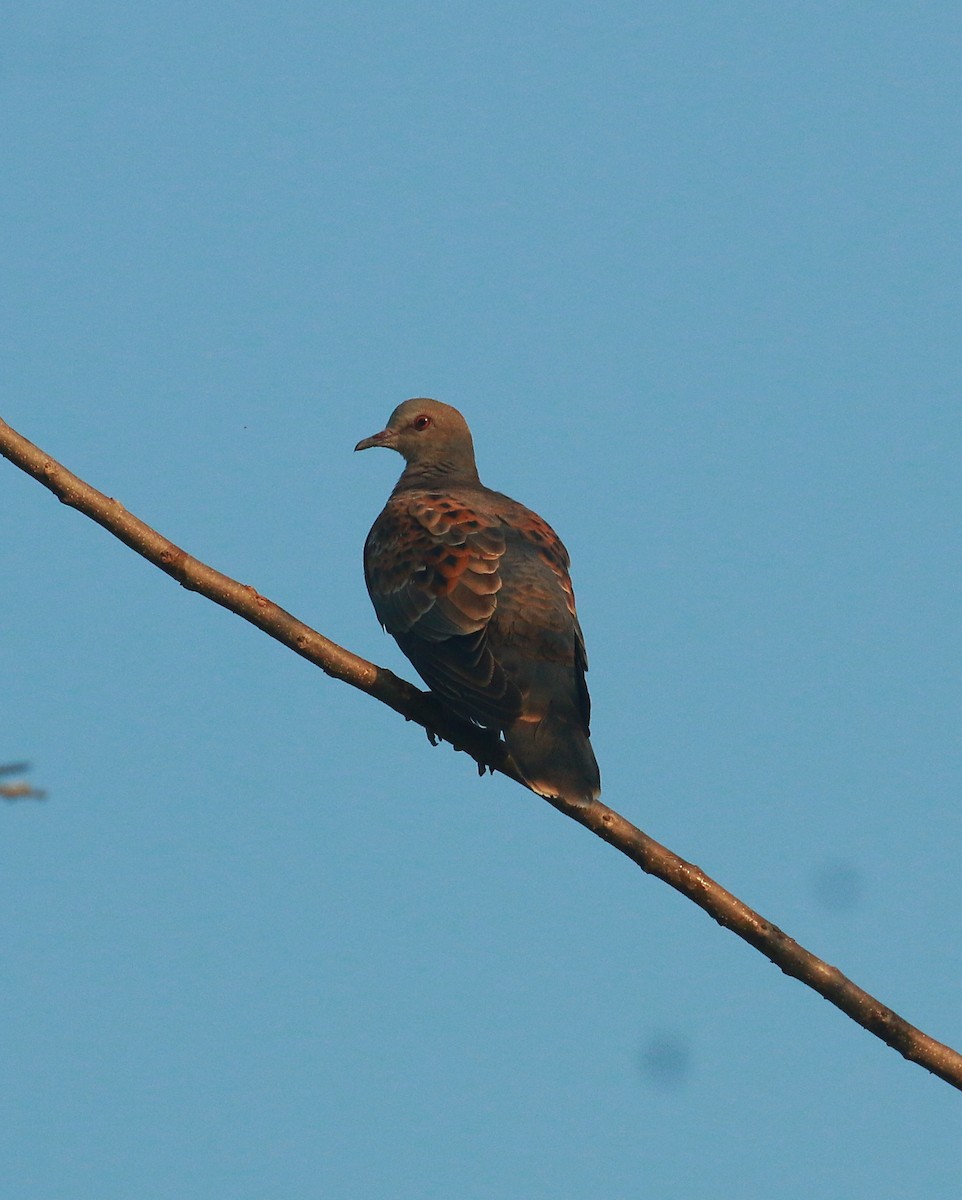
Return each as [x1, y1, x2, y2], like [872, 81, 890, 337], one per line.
[2, 412, 961, 1091]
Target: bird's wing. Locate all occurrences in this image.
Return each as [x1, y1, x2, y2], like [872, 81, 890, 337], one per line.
[364, 492, 521, 725]
[490, 500, 592, 731]
[364, 492, 506, 638]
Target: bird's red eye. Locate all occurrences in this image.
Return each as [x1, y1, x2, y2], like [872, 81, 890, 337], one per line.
[413, 415, 432, 431]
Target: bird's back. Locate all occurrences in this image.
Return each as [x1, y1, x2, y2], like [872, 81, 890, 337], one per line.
[364, 479, 599, 805]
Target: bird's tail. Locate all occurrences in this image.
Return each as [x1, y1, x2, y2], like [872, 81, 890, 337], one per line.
[505, 709, 601, 808]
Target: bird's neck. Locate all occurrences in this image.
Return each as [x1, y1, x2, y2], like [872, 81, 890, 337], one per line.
[394, 460, 482, 491]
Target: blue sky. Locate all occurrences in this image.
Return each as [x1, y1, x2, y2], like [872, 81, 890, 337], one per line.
[3, 3, 962, 1197]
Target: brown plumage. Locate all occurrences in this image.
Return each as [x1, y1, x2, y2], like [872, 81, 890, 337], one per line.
[355, 398, 600, 807]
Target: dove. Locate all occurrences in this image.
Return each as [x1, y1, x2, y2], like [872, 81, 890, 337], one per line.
[356, 398, 600, 807]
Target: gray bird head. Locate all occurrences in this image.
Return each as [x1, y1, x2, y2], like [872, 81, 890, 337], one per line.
[355, 398, 481, 484]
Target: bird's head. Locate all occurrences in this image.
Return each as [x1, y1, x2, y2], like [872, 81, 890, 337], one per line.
[355, 398, 480, 483]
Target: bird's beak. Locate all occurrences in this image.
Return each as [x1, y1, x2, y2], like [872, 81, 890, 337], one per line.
[354, 428, 396, 452]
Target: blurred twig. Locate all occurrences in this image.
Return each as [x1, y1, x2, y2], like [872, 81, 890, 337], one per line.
[0, 762, 46, 800]
[2, 413, 961, 1092]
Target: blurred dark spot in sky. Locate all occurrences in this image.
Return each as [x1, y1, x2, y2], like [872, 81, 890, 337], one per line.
[810, 859, 864, 914]
[638, 1031, 692, 1089]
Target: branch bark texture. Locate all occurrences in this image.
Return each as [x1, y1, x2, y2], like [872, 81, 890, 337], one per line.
[3, 414, 960, 1091]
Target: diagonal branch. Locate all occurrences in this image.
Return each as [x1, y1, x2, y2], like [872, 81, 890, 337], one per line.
[2, 413, 961, 1091]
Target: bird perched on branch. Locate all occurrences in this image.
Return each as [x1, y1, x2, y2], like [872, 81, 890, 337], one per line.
[355, 398, 600, 807]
